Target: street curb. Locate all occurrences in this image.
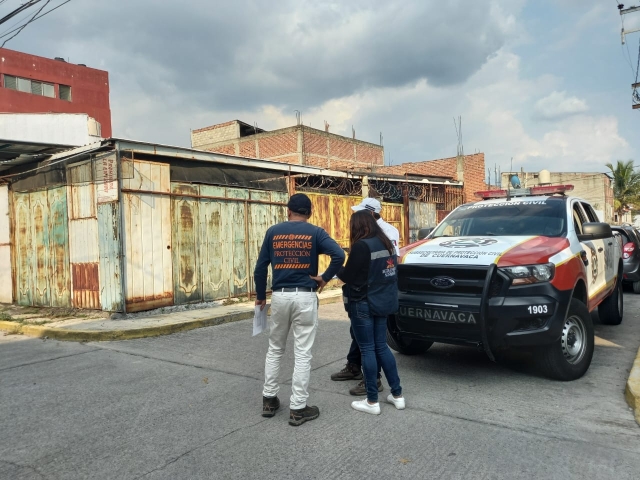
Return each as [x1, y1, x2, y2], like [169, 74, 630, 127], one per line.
[0, 294, 342, 342]
[625, 346, 640, 426]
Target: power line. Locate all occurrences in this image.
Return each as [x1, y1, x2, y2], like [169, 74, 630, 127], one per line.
[0, 0, 69, 40]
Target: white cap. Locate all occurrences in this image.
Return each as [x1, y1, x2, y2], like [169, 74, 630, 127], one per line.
[352, 197, 381, 214]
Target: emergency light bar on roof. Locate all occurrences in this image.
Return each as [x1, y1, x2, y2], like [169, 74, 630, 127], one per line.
[474, 185, 574, 200]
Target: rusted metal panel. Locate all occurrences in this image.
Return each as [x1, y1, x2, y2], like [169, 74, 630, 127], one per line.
[0, 185, 12, 303]
[68, 217, 100, 309]
[97, 202, 123, 311]
[13, 192, 32, 306]
[47, 187, 71, 308]
[123, 161, 173, 312]
[409, 201, 437, 243]
[30, 190, 50, 306]
[227, 188, 249, 296]
[71, 263, 100, 309]
[172, 183, 202, 304]
[380, 202, 405, 245]
[199, 185, 229, 301]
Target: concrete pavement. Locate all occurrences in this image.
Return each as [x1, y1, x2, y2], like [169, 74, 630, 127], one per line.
[0, 289, 343, 342]
[1, 294, 639, 479]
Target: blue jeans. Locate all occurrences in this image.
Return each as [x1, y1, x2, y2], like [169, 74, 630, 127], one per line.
[348, 301, 402, 403]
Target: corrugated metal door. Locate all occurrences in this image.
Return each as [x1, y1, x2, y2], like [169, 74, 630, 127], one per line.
[13, 192, 33, 306]
[172, 183, 202, 304]
[227, 188, 249, 297]
[247, 190, 288, 294]
[48, 187, 71, 307]
[380, 202, 405, 247]
[12, 187, 71, 308]
[199, 185, 230, 301]
[67, 162, 101, 309]
[306, 193, 358, 277]
[408, 201, 436, 243]
[122, 160, 172, 312]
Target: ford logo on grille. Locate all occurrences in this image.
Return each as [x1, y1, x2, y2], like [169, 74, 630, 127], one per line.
[430, 276, 455, 289]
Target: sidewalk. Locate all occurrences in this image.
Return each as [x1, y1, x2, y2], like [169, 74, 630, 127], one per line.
[0, 289, 342, 342]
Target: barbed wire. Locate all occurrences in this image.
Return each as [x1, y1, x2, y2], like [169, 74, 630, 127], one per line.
[295, 175, 362, 196]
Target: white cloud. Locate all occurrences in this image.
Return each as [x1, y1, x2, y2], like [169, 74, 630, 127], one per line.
[534, 91, 589, 120]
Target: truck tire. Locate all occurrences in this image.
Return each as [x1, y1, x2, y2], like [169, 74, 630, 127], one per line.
[537, 298, 594, 381]
[386, 328, 433, 355]
[598, 273, 624, 325]
[632, 281, 640, 294]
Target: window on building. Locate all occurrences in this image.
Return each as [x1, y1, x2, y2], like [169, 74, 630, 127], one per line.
[3, 74, 56, 98]
[59, 84, 72, 101]
[4, 75, 17, 90]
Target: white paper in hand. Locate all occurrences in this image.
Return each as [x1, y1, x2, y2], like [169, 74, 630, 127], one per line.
[253, 304, 269, 336]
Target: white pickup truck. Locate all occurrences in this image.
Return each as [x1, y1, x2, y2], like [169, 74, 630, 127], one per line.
[388, 185, 623, 380]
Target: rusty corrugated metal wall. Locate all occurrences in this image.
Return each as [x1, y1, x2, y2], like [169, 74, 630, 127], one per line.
[67, 161, 101, 309]
[12, 187, 71, 307]
[170, 182, 288, 304]
[305, 193, 407, 275]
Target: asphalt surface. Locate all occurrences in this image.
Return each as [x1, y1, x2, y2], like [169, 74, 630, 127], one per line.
[1, 293, 640, 480]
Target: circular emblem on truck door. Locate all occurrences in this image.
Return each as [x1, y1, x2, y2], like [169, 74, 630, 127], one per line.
[440, 238, 498, 248]
[430, 276, 456, 289]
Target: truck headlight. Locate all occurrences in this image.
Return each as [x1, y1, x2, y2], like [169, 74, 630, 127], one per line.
[500, 263, 555, 285]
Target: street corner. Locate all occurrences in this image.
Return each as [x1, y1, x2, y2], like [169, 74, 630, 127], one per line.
[625, 346, 640, 426]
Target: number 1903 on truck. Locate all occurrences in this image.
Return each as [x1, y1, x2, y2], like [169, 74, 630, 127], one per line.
[387, 185, 623, 380]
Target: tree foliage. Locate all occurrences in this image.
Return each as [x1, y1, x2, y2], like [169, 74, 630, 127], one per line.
[606, 160, 640, 217]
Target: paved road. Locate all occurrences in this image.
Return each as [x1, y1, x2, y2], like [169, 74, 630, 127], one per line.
[1, 293, 639, 480]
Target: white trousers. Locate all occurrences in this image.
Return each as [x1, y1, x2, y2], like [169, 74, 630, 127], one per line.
[263, 291, 318, 410]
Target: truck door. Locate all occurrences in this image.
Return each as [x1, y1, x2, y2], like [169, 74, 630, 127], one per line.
[573, 202, 605, 299]
[581, 201, 615, 286]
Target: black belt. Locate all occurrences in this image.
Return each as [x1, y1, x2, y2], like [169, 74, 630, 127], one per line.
[275, 287, 317, 292]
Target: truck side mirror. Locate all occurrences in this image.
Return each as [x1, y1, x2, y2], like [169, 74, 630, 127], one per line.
[417, 227, 434, 240]
[578, 222, 613, 242]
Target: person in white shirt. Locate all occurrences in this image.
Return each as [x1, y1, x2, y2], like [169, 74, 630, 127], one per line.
[330, 197, 400, 396]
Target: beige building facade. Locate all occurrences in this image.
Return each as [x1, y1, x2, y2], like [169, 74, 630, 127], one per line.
[501, 171, 615, 223]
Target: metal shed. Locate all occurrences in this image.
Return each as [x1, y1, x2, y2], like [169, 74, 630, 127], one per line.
[0, 139, 463, 313]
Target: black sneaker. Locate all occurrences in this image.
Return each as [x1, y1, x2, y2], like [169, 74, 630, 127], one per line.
[349, 378, 383, 396]
[289, 405, 320, 426]
[262, 396, 280, 417]
[330, 362, 363, 381]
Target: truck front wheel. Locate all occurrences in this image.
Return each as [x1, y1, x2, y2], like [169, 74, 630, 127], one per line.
[537, 298, 594, 381]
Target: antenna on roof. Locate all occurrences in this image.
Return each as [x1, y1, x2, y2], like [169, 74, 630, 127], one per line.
[324, 120, 329, 132]
[352, 126, 356, 139]
[294, 110, 301, 126]
[453, 116, 464, 157]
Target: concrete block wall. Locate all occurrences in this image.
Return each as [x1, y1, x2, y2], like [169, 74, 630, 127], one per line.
[191, 121, 239, 148]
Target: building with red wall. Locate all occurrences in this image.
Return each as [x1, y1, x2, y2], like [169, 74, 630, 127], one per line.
[0, 48, 111, 137]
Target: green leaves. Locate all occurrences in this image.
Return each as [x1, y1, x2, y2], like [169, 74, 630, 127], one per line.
[606, 160, 640, 217]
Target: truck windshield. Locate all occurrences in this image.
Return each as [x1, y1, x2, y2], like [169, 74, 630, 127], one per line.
[432, 199, 567, 238]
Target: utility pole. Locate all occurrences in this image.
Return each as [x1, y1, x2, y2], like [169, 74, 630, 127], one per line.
[618, 3, 640, 109]
[620, 4, 640, 44]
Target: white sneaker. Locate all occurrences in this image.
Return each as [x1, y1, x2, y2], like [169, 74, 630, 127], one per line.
[386, 394, 405, 410]
[351, 399, 381, 415]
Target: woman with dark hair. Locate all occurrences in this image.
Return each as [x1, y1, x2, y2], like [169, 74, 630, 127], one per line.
[323, 209, 404, 414]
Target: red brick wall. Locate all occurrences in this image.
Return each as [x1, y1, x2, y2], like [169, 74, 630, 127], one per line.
[376, 153, 486, 203]
[258, 132, 298, 158]
[239, 138, 256, 157]
[209, 144, 236, 155]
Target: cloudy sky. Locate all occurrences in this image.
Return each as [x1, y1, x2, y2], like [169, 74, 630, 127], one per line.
[6, 0, 640, 179]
